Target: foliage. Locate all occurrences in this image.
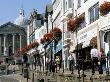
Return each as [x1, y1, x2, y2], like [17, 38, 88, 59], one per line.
[100, 2, 110, 16]
[67, 14, 85, 32]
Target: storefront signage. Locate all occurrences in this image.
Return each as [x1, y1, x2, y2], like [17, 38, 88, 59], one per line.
[77, 28, 97, 47]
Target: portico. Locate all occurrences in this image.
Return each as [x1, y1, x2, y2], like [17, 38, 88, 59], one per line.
[0, 22, 27, 57]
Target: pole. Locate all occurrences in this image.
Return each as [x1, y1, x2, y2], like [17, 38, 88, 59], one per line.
[82, 55, 84, 82]
[50, 42, 53, 72]
[76, 28, 81, 80]
[106, 56, 109, 75]
[32, 62, 34, 82]
[32, 70, 34, 82]
[44, 46, 46, 72]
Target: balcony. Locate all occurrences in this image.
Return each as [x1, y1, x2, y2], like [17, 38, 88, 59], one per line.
[64, 8, 73, 18]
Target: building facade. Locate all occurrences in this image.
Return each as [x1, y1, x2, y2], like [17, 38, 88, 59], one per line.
[0, 22, 27, 58]
[52, 0, 110, 69]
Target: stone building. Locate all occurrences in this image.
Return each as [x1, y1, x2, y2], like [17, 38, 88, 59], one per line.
[0, 22, 27, 57]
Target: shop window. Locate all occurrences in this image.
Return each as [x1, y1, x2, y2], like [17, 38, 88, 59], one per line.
[89, 3, 99, 24]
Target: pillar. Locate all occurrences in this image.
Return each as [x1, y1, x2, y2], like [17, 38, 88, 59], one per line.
[12, 34, 15, 54]
[20, 35, 22, 52]
[0, 35, 1, 55]
[4, 34, 7, 56]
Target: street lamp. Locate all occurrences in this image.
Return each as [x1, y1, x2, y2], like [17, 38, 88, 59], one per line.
[44, 43, 47, 72]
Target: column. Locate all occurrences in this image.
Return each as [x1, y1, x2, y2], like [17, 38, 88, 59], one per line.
[0, 35, 1, 55]
[12, 34, 15, 53]
[20, 35, 22, 52]
[4, 34, 7, 56]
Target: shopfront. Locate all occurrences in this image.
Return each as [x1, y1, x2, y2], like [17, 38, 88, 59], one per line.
[76, 28, 97, 69]
[100, 26, 110, 68]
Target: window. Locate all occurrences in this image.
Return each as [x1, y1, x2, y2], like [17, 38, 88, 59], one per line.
[78, 20, 86, 31]
[84, 0, 88, 3]
[63, 0, 65, 14]
[65, 1, 67, 11]
[77, 13, 86, 31]
[64, 31, 70, 39]
[68, 0, 72, 8]
[77, 0, 81, 8]
[89, 3, 99, 24]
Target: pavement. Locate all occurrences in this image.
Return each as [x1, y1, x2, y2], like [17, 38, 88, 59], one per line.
[0, 65, 110, 82]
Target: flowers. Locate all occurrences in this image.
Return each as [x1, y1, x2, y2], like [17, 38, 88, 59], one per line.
[67, 14, 85, 32]
[40, 27, 62, 44]
[52, 27, 62, 41]
[43, 33, 53, 42]
[100, 1, 110, 16]
[67, 18, 75, 31]
[40, 38, 45, 44]
[16, 41, 39, 55]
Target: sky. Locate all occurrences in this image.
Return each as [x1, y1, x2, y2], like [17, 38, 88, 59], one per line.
[0, 0, 51, 25]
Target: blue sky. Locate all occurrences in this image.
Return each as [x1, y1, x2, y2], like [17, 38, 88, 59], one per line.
[0, 0, 51, 25]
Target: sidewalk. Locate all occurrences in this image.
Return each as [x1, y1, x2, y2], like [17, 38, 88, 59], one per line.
[6, 65, 110, 82]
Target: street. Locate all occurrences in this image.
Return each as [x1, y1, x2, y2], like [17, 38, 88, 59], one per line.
[0, 65, 110, 82]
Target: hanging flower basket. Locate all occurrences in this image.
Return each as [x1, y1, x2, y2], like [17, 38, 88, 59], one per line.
[100, 1, 110, 16]
[67, 18, 76, 32]
[40, 38, 45, 44]
[52, 27, 62, 41]
[67, 14, 85, 32]
[43, 33, 53, 42]
[21, 47, 27, 54]
[26, 44, 32, 51]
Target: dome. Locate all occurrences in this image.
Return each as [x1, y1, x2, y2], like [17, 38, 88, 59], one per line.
[14, 9, 28, 26]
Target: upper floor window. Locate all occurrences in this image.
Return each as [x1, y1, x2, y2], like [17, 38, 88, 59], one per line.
[68, 0, 72, 8]
[77, 14, 86, 31]
[89, 3, 99, 24]
[65, 1, 67, 11]
[63, 0, 65, 14]
[84, 0, 88, 3]
[77, 0, 81, 8]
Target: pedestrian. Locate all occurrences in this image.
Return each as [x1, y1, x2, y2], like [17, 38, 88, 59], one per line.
[68, 53, 74, 74]
[77, 50, 84, 74]
[52, 60, 56, 75]
[99, 48, 106, 74]
[55, 56, 60, 73]
[107, 50, 110, 63]
[90, 45, 100, 75]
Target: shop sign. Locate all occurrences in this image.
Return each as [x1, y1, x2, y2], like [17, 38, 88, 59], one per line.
[77, 28, 97, 47]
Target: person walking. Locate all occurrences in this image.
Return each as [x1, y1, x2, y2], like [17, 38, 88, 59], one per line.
[99, 48, 106, 74]
[55, 56, 60, 73]
[90, 45, 100, 75]
[68, 53, 74, 74]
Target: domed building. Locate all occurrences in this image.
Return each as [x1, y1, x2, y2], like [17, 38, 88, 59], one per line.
[14, 9, 29, 33]
[14, 9, 28, 26]
[0, 9, 27, 62]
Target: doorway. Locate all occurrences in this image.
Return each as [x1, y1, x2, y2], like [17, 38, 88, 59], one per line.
[9, 46, 12, 56]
